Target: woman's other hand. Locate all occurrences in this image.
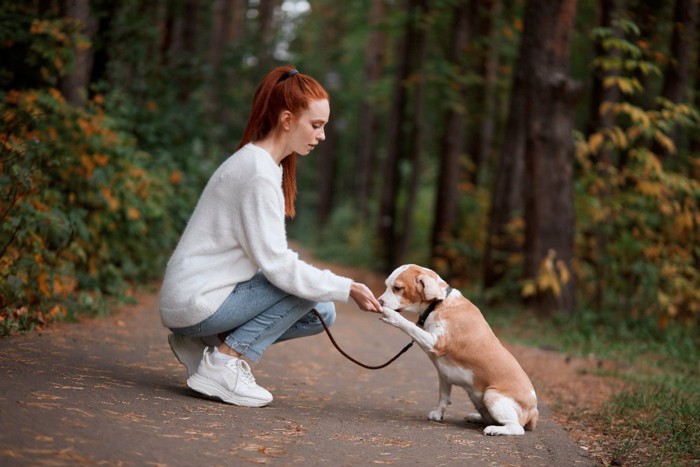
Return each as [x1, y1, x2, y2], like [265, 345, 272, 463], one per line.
[350, 282, 382, 313]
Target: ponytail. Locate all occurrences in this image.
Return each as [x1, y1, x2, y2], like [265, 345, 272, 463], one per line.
[237, 65, 329, 218]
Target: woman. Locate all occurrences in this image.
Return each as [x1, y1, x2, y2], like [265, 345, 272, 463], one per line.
[159, 65, 382, 408]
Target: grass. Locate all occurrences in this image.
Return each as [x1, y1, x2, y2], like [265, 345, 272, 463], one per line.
[488, 305, 700, 466]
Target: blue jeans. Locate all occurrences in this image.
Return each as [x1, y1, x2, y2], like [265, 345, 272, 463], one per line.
[170, 272, 336, 362]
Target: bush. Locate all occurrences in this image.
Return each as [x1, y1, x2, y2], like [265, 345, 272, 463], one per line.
[0, 88, 180, 334]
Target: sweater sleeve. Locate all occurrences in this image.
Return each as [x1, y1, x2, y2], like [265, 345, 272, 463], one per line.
[236, 174, 353, 303]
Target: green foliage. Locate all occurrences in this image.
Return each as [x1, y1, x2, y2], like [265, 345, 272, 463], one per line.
[0, 89, 179, 334]
[605, 385, 699, 465]
[577, 18, 700, 329]
[432, 183, 491, 289]
[296, 202, 378, 269]
[488, 297, 699, 466]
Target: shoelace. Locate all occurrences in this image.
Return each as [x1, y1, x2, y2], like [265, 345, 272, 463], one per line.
[234, 359, 257, 386]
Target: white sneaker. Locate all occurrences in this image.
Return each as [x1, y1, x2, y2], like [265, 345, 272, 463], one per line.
[168, 333, 206, 377]
[186, 348, 273, 407]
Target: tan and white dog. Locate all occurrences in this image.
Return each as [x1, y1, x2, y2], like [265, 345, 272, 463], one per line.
[378, 264, 538, 436]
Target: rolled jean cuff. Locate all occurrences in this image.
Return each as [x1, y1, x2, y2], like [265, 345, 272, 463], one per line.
[225, 337, 262, 363]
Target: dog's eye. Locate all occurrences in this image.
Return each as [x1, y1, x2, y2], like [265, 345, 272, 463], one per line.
[393, 286, 403, 294]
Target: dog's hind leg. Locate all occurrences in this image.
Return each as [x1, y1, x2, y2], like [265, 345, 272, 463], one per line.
[481, 390, 525, 436]
[465, 412, 484, 423]
[428, 373, 452, 421]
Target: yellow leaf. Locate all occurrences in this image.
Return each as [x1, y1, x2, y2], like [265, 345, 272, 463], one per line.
[521, 282, 536, 298]
[126, 207, 140, 220]
[637, 180, 662, 197]
[38, 272, 51, 297]
[100, 187, 119, 210]
[654, 130, 676, 155]
[556, 260, 570, 284]
[588, 132, 604, 153]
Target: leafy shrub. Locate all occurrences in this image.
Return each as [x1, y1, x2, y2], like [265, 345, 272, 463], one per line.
[0, 88, 180, 334]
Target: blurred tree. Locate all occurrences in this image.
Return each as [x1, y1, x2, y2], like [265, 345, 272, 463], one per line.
[628, 0, 666, 110]
[88, 0, 117, 91]
[395, 0, 430, 265]
[355, 0, 388, 221]
[176, 0, 201, 103]
[521, 0, 580, 314]
[656, 0, 698, 159]
[469, 0, 502, 187]
[206, 0, 247, 123]
[59, 0, 92, 107]
[585, 0, 624, 309]
[483, 7, 527, 291]
[587, 0, 623, 167]
[314, 5, 344, 228]
[431, 0, 475, 271]
[378, 0, 415, 271]
[693, 26, 700, 154]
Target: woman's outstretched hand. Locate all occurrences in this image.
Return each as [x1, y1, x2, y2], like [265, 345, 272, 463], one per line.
[350, 282, 382, 313]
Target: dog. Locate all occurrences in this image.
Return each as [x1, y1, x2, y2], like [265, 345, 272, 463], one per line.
[378, 264, 538, 436]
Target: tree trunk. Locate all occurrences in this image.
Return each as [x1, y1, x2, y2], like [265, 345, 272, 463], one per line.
[88, 0, 118, 89]
[160, 1, 176, 66]
[177, 0, 200, 103]
[256, 0, 278, 71]
[522, 0, 580, 314]
[588, 0, 623, 167]
[355, 0, 387, 221]
[586, 0, 624, 310]
[691, 29, 700, 154]
[629, 0, 665, 109]
[316, 9, 345, 228]
[377, 0, 414, 272]
[472, 0, 502, 187]
[396, 0, 429, 265]
[207, 0, 247, 124]
[483, 18, 528, 289]
[431, 1, 474, 272]
[657, 0, 698, 158]
[60, 0, 93, 108]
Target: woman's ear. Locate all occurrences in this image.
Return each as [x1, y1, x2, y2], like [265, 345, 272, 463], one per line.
[280, 110, 293, 131]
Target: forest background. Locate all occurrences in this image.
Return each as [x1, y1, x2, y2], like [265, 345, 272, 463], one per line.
[2, 1, 700, 464]
[1, 0, 699, 337]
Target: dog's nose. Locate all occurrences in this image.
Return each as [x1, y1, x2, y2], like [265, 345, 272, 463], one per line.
[378, 298, 384, 306]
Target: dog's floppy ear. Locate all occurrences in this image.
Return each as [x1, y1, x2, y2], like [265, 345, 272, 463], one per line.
[416, 274, 445, 302]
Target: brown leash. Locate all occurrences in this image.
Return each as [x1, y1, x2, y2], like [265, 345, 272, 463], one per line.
[311, 309, 414, 370]
[311, 286, 452, 370]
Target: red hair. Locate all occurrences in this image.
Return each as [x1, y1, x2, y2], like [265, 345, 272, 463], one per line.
[237, 65, 329, 218]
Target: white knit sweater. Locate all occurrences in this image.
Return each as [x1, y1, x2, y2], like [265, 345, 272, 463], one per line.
[159, 143, 353, 329]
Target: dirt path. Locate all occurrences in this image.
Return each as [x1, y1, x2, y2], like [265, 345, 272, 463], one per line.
[0, 264, 602, 466]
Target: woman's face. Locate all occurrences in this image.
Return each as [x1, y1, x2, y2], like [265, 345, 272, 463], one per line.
[289, 99, 329, 156]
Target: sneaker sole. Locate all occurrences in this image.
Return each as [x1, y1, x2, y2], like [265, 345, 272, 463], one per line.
[186, 373, 273, 408]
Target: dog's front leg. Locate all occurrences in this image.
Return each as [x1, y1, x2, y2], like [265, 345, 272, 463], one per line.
[380, 307, 436, 353]
[428, 372, 452, 421]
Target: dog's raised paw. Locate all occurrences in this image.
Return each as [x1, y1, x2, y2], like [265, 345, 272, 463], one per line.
[379, 307, 402, 326]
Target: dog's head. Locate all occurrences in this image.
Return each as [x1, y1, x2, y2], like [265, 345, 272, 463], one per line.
[378, 264, 449, 313]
